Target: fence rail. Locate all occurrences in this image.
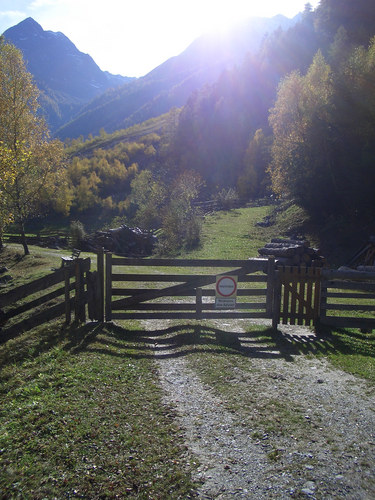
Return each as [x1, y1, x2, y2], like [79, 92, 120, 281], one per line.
[0, 258, 92, 342]
[2, 251, 375, 342]
[106, 256, 274, 321]
[320, 269, 375, 329]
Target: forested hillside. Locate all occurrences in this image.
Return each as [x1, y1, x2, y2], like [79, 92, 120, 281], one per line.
[2, 1, 375, 256]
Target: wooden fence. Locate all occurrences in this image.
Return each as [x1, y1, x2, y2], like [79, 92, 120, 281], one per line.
[105, 256, 275, 321]
[2, 251, 375, 342]
[320, 269, 375, 330]
[0, 258, 99, 342]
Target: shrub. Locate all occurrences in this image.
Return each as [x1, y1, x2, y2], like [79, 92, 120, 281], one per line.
[69, 220, 86, 249]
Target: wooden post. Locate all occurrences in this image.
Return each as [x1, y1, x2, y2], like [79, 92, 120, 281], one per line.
[272, 269, 281, 331]
[196, 287, 202, 319]
[74, 259, 86, 323]
[266, 256, 275, 318]
[105, 252, 112, 321]
[64, 267, 71, 324]
[97, 248, 105, 322]
[74, 259, 81, 322]
[319, 275, 327, 326]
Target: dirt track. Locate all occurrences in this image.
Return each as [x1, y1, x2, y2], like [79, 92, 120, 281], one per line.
[142, 319, 375, 499]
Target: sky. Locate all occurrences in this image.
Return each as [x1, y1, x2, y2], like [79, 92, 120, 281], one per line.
[0, 0, 320, 77]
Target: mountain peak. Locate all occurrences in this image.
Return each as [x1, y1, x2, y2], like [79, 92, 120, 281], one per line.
[5, 17, 43, 36]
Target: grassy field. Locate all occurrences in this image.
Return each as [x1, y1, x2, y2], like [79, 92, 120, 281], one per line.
[0, 322, 198, 498]
[1, 203, 374, 496]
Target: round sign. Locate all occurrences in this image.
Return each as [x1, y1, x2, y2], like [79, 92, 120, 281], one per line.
[216, 276, 237, 297]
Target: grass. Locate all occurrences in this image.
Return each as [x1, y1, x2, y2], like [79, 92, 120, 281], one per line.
[0, 322, 198, 498]
[180, 205, 280, 260]
[1, 202, 375, 494]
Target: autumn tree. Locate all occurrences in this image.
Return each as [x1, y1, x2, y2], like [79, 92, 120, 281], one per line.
[0, 38, 68, 254]
[269, 51, 336, 218]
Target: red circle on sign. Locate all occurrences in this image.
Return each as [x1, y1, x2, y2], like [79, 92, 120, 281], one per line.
[216, 276, 237, 297]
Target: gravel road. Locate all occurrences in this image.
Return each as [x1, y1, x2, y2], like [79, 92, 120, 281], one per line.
[142, 319, 375, 499]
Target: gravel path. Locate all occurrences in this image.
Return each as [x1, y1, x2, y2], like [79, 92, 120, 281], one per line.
[142, 319, 375, 499]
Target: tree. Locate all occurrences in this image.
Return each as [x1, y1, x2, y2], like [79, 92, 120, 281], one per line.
[0, 141, 18, 248]
[237, 129, 271, 200]
[315, 0, 375, 46]
[269, 52, 337, 218]
[0, 38, 68, 254]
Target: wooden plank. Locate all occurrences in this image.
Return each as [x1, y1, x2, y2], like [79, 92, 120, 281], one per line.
[97, 248, 105, 322]
[0, 258, 90, 308]
[111, 273, 268, 283]
[266, 257, 275, 317]
[306, 278, 313, 322]
[105, 253, 112, 321]
[111, 288, 267, 297]
[4, 284, 72, 320]
[111, 257, 268, 269]
[321, 303, 375, 312]
[322, 269, 375, 281]
[313, 277, 321, 324]
[113, 266, 255, 309]
[65, 267, 71, 324]
[324, 281, 375, 292]
[112, 273, 201, 282]
[0, 300, 71, 343]
[111, 311, 268, 320]
[1, 267, 72, 307]
[272, 270, 281, 330]
[320, 316, 375, 329]
[111, 301, 267, 311]
[325, 291, 375, 299]
[196, 288, 202, 319]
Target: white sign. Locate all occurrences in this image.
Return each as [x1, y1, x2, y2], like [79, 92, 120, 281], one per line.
[215, 275, 238, 309]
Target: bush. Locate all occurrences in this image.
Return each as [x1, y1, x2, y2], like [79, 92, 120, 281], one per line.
[215, 188, 239, 210]
[69, 220, 86, 249]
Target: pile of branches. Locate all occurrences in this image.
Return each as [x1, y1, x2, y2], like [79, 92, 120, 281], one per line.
[82, 225, 157, 256]
[258, 238, 326, 267]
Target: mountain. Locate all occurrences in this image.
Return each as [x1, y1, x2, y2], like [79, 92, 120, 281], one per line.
[56, 15, 297, 139]
[2, 18, 133, 132]
[2, 15, 297, 139]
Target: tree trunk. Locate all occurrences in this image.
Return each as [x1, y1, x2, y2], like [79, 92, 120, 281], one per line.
[20, 221, 29, 255]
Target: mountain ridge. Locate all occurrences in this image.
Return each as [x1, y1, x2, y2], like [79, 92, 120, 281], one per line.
[2, 14, 298, 139]
[2, 17, 133, 132]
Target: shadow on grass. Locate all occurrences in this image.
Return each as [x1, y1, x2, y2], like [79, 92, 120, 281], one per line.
[62, 321, 358, 363]
[2, 320, 373, 370]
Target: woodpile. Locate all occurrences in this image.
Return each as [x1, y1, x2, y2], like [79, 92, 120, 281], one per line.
[258, 238, 326, 267]
[83, 225, 157, 256]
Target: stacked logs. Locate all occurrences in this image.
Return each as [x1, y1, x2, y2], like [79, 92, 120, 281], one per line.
[83, 225, 157, 256]
[258, 238, 326, 267]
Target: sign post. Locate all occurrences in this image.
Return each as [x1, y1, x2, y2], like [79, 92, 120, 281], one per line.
[215, 275, 238, 309]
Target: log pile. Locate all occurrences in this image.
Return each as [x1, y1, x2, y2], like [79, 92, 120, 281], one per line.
[258, 238, 326, 267]
[83, 225, 157, 256]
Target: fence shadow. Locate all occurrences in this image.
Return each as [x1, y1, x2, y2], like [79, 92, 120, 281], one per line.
[65, 321, 334, 362]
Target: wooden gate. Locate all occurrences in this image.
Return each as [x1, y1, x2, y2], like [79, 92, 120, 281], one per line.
[273, 266, 322, 328]
[104, 255, 275, 321]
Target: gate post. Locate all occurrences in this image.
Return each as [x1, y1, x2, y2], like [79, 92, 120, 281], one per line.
[272, 269, 281, 331]
[64, 267, 71, 324]
[74, 258, 86, 323]
[266, 256, 275, 318]
[196, 287, 202, 319]
[105, 252, 112, 322]
[97, 248, 105, 322]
